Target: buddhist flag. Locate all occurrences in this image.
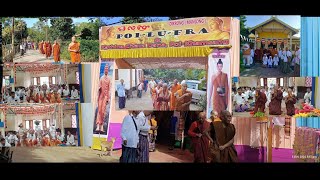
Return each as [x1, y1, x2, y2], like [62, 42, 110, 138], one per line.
[256, 37, 260, 42]
[273, 39, 277, 44]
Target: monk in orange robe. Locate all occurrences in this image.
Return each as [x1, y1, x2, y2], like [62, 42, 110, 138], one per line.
[52, 40, 61, 63]
[68, 36, 81, 63]
[40, 84, 51, 103]
[157, 83, 171, 111]
[96, 65, 111, 132]
[26, 85, 40, 103]
[50, 88, 62, 103]
[209, 59, 229, 116]
[151, 87, 157, 109]
[154, 83, 163, 110]
[43, 41, 48, 56]
[170, 79, 181, 110]
[45, 41, 52, 58]
[175, 83, 192, 111]
[39, 40, 44, 54]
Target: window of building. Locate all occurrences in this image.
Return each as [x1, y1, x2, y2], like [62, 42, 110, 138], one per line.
[33, 77, 38, 85]
[76, 72, 79, 84]
[52, 77, 56, 84]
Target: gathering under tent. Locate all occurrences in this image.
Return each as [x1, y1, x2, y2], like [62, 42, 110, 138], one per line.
[2, 63, 81, 103]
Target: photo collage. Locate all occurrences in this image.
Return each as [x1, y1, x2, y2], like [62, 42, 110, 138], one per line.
[0, 16, 320, 163]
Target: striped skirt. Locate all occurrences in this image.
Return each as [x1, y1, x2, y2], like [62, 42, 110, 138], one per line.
[120, 145, 138, 163]
[137, 134, 149, 163]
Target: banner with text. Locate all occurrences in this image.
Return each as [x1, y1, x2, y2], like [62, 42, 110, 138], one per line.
[100, 17, 231, 50]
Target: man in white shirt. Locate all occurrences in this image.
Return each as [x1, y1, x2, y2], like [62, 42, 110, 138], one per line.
[0, 138, 11, 147]
[137, 81, 144, 98]
[62, 86, 70, 97]
[304, 88, 312, 104]
[8, 132, 18, 147]
[49, 124, 57, 140]
[56, 132, 64, 143]
[7, 91, 20, 104]
[234, 88, 249, 112]
[70, 86, 79, 99]
[120, 111, 140, 163]
[66, 131, 76, 146]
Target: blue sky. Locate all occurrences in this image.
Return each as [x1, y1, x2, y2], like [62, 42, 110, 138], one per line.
[22, 17, 170, 28]
[245, 15, 300, 37]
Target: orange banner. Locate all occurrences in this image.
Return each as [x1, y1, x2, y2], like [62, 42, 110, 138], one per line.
[100, 17, 231, 50]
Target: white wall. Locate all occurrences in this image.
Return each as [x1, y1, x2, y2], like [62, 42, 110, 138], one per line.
[67, 67, 78, 84]
[81, 103, 94, 147]
[83, 64, 92, 103]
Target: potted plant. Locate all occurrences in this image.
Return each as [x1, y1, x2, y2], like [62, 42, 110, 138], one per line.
[253, 111, 268, 122]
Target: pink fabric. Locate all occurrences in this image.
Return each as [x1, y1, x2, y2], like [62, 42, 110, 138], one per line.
[232, 116, 295, 149]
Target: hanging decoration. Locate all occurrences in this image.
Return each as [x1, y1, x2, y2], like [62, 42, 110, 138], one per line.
[305, 77, 313, 87]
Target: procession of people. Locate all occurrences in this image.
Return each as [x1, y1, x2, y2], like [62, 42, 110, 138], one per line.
[116, 78, 193, 111]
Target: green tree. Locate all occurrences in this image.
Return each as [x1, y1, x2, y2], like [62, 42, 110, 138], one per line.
[28, 21, 48, 43]
[121, 17, 147, 24]
[50, 17, 75, 41]
[13, 19, 28, 44]
[80, 28, 92, 40]
[240, 15, 250, 37]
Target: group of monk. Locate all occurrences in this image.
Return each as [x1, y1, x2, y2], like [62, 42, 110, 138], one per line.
[26, 84, 62, 103]
[38, 40, 60, 62]
[37, 36, 81, 63]
[149, 79, 193, 111]
[188, 110, 238, 163]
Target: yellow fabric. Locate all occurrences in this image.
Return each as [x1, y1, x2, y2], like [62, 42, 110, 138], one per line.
[91, 137, 107, 150]
[100, 46, 231, 59]
[148, 118, 157, 134]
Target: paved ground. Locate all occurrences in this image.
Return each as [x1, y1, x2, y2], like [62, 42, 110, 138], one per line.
[115, 88, 202, 111]
[11, 144, 193, 163]
[240, 63, 294, 77]
[13, 49, 69, 63]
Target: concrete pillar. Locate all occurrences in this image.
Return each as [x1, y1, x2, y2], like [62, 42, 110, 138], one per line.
[254, 31, 257, 49]
[289, 32, 292, 50]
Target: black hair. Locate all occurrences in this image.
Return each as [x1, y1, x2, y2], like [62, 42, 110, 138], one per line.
[217, 59, 223, 65]
[0, 138, 5, 141]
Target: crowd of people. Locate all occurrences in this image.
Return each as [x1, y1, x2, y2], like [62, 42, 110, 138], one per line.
[120, 110, 238, 163]
[2, 84, 79, 104]
[116, 78, 193, 111]
[0, 123, 76, 147]
[188, 110, 238, 163]
[18, 36, 81, 63]
[242, 44, 300, 76]
[232, 85, 312, 116]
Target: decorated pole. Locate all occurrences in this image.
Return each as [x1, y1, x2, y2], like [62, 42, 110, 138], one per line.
[0, 111, 5, 137]
[267, 118, 273, 162]
[11, 65, 15, 90]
